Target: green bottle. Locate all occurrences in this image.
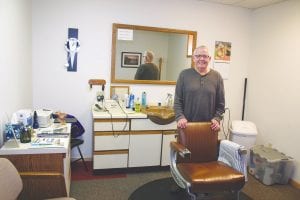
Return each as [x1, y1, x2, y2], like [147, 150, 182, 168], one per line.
[135, 98, 141, 112]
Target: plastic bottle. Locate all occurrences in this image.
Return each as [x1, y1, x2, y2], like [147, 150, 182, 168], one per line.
[129, 93, 135, 109]
[141, 92, 147, 107]
[32, 111, 39, 129]
[124, 94, 129, 108]
[135, 98, 141, 112]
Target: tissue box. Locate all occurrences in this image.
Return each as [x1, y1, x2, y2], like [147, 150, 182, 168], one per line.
[249, 145, 294, 185]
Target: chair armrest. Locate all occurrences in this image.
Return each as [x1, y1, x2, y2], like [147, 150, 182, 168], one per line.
[170, 141, 191, 159]
[239, 147, 247, 155]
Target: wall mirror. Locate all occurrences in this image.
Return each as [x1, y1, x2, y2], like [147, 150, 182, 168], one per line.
[111, 23, 197, 85]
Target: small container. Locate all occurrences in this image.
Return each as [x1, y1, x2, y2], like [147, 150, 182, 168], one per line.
[129, 94, 135, 109]
[135, 98, 141, 112]
[20, 126, 32, 143]
[124, 94, 129, 108]
[32, 111, 39, 129]
[141, 92, 147, 107]
[249, 145, 294, 185]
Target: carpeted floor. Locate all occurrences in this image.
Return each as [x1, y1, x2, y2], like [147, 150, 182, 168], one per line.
[71, 161, 126, 181]
[70, 162, 300, 200]
[129, 177, 252, 200]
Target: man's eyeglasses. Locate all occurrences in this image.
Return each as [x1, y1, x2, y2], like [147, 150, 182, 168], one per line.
[193, 54, 210, 59]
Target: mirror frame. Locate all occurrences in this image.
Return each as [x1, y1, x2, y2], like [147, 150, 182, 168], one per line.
[111, 23, 197, 85]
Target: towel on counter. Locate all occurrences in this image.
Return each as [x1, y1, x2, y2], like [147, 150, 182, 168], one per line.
[218, 140, 248, 181]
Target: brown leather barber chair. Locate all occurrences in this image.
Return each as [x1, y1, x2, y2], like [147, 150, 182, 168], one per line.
[170, 122, 247, 200]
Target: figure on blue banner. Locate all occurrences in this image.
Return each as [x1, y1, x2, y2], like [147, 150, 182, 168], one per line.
[65, 28, 80, 72]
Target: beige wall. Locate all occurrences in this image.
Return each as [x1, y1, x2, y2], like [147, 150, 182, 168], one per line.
[0, 0, 32, 146]
[247, 0, 300, 182]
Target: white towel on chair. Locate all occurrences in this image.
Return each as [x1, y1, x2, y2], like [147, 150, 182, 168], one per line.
[218, 140, 248, 181]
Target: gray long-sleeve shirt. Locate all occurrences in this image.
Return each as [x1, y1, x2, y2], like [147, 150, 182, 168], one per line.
[134, 63, 159, 80]
[174, 68, 225, 122]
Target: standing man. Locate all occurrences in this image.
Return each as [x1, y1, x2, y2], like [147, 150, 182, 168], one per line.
[174, 45, 225, 131]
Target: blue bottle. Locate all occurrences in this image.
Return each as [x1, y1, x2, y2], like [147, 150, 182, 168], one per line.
[142, 92, 147, 107]
[129, 94, 135, 109]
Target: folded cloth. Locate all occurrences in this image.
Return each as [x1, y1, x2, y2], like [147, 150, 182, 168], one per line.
[218, 140, 248, 181]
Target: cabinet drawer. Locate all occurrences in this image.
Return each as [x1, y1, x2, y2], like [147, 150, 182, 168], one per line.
[93, 151, 128, 169]
[94, 133, 129, 151]
[131, 119, 176, 130]
[94, 119, 130, 131]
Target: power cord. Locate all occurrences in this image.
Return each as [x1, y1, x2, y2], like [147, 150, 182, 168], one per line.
[106, 99, 129, 137]
[221, 107, 231, 140]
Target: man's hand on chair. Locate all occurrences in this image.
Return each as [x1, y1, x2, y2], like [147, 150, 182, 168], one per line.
[211, 119, 220, 131]
[177, 118, 188, 129]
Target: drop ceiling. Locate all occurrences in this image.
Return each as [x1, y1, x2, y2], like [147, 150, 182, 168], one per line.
[198, 0, 288, 9]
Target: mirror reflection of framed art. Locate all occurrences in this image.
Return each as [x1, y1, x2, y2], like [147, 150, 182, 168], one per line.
[121, 52, 142, 68]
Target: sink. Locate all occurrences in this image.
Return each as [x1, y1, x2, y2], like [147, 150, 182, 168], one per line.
[141, 106, 175, 125]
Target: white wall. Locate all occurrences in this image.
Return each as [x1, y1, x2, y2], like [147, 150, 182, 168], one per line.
[247, 0, 300, 182]
[0, 0, 32, 146]
[32, 0, 251, 162]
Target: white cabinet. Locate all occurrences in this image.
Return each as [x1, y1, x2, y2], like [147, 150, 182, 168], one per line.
[92, 116, 177, 171]
[93, 119, 130, 170]
[128, 131, 162, 167]
[161, 130, 177, 166]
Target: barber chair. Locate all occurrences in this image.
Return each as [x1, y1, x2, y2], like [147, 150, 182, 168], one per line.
[170, 122, 247, 200]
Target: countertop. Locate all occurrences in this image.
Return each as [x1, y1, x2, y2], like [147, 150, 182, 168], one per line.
[0, 123, 71, 155]
[92, 104, 147, 119]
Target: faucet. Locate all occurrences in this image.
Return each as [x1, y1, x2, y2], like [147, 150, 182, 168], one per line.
[165, 93, 173, 108]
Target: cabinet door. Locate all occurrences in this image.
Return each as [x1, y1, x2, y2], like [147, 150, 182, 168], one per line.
[161, 130, 177, 166]
[128, 131, 162, 167]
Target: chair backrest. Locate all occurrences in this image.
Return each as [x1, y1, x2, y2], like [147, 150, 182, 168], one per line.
[0, 158, 23, 200]
[66, 114, 85, 138]
[177, 122, 218, 163]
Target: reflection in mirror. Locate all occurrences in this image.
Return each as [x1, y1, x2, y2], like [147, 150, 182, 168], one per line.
[111, 23, 197, 85]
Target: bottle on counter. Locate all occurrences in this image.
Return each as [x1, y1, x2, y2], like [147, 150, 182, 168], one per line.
[129, 93, 135, 109]
[124, 94, 129, 108]
[20, 126, 32, 143]
[141, 92, 147, 107]
[32, 111, 39, 129]
[135, 98, 141, 112]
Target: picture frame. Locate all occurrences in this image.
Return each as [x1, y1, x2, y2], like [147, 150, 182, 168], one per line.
[121, 52, 142, 68]
[110, 85, 130, 99]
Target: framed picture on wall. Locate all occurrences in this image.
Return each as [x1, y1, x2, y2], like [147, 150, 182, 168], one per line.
[121, 52, 142, 68]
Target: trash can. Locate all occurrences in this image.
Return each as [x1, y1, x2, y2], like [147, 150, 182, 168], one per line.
[230, 120, 258, 165]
